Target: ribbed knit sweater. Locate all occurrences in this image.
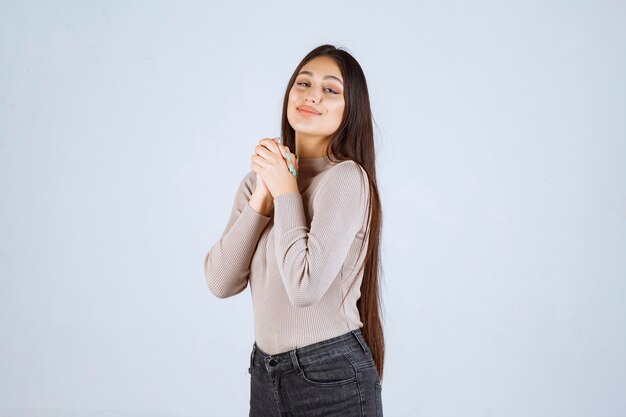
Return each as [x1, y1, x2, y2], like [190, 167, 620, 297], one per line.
[204, 155, 371, 354]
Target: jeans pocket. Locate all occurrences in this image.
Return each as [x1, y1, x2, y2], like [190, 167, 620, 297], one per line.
[297, 353, 357, 387]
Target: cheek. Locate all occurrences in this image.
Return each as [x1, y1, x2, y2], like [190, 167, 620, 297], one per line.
[329, 101, 345, 121]
[288, 87, 301, 101]
[287, 90, 300, 109]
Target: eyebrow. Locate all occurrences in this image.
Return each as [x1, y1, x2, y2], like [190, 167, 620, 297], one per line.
[297, 70, 344, 86]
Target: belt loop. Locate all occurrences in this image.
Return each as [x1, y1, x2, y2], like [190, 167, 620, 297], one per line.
[290, 349, 303, 375]
[351, 329, 368, 354]
[248, 342, 257, 374]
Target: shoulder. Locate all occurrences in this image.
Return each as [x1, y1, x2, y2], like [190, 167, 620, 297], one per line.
[324, 160, 369, 186]
[237, 170, 257, 198]
[317, 160, 370, 202]
[242, 170, 256, 186]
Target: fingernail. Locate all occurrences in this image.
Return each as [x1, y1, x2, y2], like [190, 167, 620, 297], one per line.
[286, 153, 291, 160]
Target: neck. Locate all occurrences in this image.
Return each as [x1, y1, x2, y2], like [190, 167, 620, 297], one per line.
[294, 131, 332, 158]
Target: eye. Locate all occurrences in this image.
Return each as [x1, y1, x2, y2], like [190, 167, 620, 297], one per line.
[296, 81, 340, 95]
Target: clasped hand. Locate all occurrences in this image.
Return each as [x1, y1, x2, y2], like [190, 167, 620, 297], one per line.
[250, 137, 299, 199]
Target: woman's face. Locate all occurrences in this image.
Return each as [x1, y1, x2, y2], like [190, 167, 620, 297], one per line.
[287, 56, 345, 142]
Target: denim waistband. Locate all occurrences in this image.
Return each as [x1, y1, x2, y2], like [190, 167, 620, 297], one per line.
[249, 328, 369, 373]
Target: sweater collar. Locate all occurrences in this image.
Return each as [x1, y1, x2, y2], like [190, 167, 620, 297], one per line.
[296, 154, 336, 173]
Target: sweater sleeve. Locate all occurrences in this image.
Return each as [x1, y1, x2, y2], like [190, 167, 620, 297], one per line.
[204, 171, 272, 298]
[272, 161, 369, 308]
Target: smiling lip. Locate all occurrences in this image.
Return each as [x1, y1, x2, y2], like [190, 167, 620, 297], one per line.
[297, 107, 320, 116]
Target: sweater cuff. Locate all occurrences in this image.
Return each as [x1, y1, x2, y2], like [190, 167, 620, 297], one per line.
[273, 191, 307, 230]
[239, 202, 272, 231]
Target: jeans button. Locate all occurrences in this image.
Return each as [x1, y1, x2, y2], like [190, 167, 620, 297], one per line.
[268, 358, 278, 366]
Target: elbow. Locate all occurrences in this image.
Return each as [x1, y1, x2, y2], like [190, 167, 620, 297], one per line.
[206, 277, 228, 298]
[205, 275, 246, 299]
[205, 272, 228, 298]
[204, 259, 246, 299]
[209, 286, 235, 299]
[204, 259, 225, 298]
[280, 270, 325, 308]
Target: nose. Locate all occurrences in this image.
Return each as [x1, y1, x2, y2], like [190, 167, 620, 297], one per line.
[305, 93, 319, 104]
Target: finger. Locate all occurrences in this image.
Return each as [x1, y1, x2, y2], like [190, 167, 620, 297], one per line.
[283, 149, 297, 177]
[277, 143, 289, 158]
[274, 143, 293, 163]
[284, 147, 295, 164]
[251, 154, 270, 168]
[272, 137, 282, 151]
[255, 145, 277, 161]
[278, 144, 289, 160]
[279, 145, 292, 161]
[259, 137, 282, 155]
[271, 144, 294, 176]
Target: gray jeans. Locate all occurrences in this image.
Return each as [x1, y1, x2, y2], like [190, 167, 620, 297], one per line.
[248, 328, 383, 417]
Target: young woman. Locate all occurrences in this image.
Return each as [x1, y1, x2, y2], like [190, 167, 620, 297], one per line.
[204, 44, 385, 416]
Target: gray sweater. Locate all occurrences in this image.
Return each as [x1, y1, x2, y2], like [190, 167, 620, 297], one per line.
[204, 155, 371, 354]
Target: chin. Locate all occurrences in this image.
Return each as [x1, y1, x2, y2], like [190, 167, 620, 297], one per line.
[289, 122, 328, 136]
[288, 111, 340, 136]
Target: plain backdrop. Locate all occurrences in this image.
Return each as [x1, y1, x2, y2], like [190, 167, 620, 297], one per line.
[1, 1, 625, 416]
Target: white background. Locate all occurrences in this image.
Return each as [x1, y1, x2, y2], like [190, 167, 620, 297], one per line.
[1, 1, 625, 416]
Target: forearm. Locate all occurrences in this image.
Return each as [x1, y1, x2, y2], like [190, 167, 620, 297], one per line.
[272, 163, 368, 308]
[205, 195, 271, 298]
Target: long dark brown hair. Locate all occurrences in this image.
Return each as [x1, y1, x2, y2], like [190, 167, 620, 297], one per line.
[279, 44, 386, 381]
